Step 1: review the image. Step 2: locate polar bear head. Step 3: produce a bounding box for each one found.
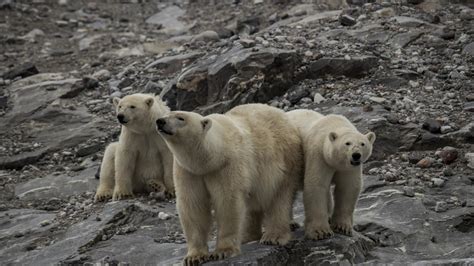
[156,111,212,142]
[113,94,163,133]
[326,130,376,169]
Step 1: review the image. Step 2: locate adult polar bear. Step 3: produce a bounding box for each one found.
[156,104,302,265]
[287,109,375,240]
[95,93,174,201]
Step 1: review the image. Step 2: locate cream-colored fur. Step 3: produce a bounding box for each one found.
[95,93,174,201]
[287,109,375,239]
[157,104,302,265]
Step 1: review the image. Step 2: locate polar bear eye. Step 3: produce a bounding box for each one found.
[130,105,136,109]
[361,143,365,146]
[177,117,185,121]
[345,142,351,146]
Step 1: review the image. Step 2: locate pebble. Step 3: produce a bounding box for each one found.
[369,97,386,104]
[313,93,325,104]
[438,147,458,165]
[434,201,448,212]
[40,220,51,227]
[465,153,474,169]
[339,14,356,26]
[417,157,434,168]
[431,177,445,187]
[92,69,111,81]
[403,186,415,197]
[191,30,220,43]
[158,212,171,220]
[422,119,441,134]
[440,126,453,134]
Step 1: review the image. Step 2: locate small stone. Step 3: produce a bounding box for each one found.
[110,91,122,99]
[92,69,111,81]
[403,186,415,197]
[417,157,434,168]
[440,126,453,134]
[2,62,39,80]
[442,168,454,177]
[40,220,51,227]
[384,172,398,182]
[239,38,255,48]
[464,102,474,112]
[313,93,325,104]
[465,153,474,169]
[369,97,386,104]
[435,201,447,212]
[339,14,356,26]
[58,0,68,5]
[422,119,441,133]
[158,212,171,220]
[304,51,313,57]
[431,177,445,187]
[191,30,220,43]
[438,147,458,164]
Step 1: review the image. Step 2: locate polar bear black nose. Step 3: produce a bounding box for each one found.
[156,118,166,128]
[117,114,125,123]
[352,153,361,161]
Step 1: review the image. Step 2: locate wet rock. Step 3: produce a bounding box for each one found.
[422,119,441,134]
[308,56,378,78]
[340,14,356,26]
[2,63,39,80]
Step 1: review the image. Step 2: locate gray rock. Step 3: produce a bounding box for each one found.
[340,14,357,26]
[465,153,474,169]
[144,52,203,75]
[390,31,423,49]
[422,119,441,134]
[146,6,189,35]
[171,46,299,113]
[461,42,474,57]
[431,177,445,187]
[464,102,474,112]
[15,167,98,200]
[308,56,378,78]
[435,201,447,212]
[313,93,325,104]
[2,63,39,80]
[191,30,220,43]
[92,69,111,81]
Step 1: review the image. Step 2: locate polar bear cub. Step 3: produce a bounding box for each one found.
[286,109,375,239]
[95,93,174,201]
[156,104,302,265]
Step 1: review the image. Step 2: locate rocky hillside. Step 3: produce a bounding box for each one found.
[0,0,473,264]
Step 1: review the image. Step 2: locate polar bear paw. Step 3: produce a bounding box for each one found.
[183,253,209,266]
[305,224,334,240]
[331,220,353,236]
[147,180,165,192]
[94,187,113,202]
[209,246,240,261]
[112,187,133,201]
[260,230,291,246]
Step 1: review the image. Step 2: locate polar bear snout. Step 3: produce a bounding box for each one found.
[117,114,127,124]
[156,118,174,135]
[352,152,361,161]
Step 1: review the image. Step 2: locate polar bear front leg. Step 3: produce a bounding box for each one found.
[175,166,211,266]
[161,150,175,198]
[210,191,244,260]
[95,143,117,201]
[112,147,136,200]
[242,210,263,243]
[304,158,335,240]
[330,170,362,236]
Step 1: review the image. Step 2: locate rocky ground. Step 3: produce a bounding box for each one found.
[0,0,473,264]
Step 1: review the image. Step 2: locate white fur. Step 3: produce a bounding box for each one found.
[158,104,303,264]
[287,109,375,239]
[95,93,174,201]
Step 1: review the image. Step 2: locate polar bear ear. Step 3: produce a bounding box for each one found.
[329,132,338,142]
[112,97,121,107]
[201,118,212,132]
[145,97,154,108]
[366,132,376,144]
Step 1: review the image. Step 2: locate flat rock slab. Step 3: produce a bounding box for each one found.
[15,167,98,200]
